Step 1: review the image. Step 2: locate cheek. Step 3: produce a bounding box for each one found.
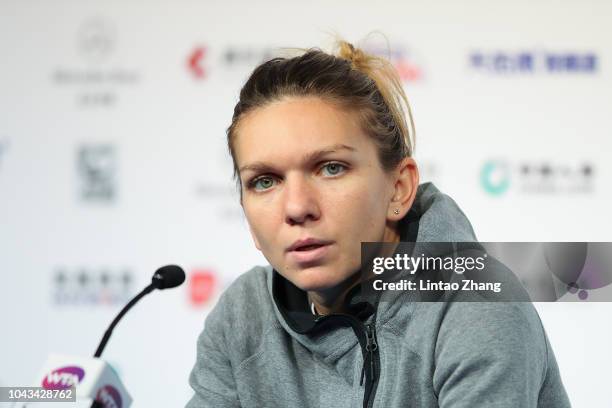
[326,181,388,236]
[244,202,278,248]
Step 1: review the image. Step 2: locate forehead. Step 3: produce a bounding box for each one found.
[234,97,372,166]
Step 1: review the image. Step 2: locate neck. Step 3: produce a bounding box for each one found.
[307,272,361,315]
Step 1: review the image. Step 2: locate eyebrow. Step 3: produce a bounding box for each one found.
[238,143,357,174]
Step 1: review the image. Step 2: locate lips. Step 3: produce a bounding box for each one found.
[287,238,332,252]
[287,238,333,265]
[295,244,324,251]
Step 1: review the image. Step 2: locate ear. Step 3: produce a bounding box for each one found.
[388,157,419,220]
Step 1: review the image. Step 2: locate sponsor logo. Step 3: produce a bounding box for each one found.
[189,269,217,306]
[95,384,122,408]
[185,44,277,79]
[363,43,425,83]
[189,43,425,83]
[480,160,511,196]
[480,159,595,195]
[470,51,598,74]
[77,17,116,63]
[53,268,133,305]
[188,46,208,79]
[42,366,85,390]
[222,46,278,67]
[77,144,117,202]
[52,17,140,108]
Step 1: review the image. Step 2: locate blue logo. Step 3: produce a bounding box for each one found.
[470,51,597,74]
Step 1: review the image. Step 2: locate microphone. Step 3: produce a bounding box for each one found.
[94,264,185,357]
[151,264,186,290]
[25,265,185,408]
[87,265,185,407]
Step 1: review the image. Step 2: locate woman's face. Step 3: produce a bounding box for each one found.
[234,96,402,293]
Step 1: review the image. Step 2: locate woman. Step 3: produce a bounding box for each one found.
[187,41,570,407]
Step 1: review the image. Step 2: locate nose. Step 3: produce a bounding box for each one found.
[282,174,321,226]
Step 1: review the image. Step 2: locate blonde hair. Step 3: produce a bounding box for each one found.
[335,41,415,157]
[227,39,416,189]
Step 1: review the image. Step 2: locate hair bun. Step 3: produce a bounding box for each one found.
[338,41,365,67]
[333,38,415,156]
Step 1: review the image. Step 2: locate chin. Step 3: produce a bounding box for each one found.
[284,265,335,291]
[289,264,354,293]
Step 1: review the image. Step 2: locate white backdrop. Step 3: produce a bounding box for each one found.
[1,0,611,406]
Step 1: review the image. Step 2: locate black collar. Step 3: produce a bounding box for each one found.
[272,208,421,334]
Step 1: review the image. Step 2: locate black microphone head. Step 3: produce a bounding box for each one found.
[152,265,185,290]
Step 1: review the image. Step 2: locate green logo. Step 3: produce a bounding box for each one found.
[480,160,511,196]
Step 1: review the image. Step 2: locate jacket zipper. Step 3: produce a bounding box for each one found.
[359,324,376,383]
[314,314,380,407]
[361,323,379,408]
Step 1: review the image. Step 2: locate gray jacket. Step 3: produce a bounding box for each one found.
[187,183,570,407]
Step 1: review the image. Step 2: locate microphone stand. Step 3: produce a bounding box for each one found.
[90,283,156,407]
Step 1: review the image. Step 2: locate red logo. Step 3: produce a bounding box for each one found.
[189,269,216,306]
[395,59,423,82]
[42,366,85,390]
[188,46,207,79]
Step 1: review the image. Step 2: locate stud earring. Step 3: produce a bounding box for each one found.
[393,209,400,215]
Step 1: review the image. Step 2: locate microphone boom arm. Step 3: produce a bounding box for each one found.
[93,283,155,358]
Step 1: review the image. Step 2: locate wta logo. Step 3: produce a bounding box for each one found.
[96,385,123,408]
[42,366,85,389]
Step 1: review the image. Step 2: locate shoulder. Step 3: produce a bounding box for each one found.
[433,301,549,392]
[437,301,546,355]
[220,264,272,308]
[200,265,278,362]
[427,300,573,406]
[188,266,275,406]
[209,264,276,330]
